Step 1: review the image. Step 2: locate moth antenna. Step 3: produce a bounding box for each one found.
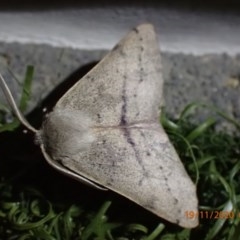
[0,73,38,133]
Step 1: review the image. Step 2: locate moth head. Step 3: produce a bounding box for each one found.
[36,108,95,160]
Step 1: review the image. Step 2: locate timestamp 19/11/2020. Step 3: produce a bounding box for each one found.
[185,211,238,220]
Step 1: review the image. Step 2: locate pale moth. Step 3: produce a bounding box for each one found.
[0,24,198,228]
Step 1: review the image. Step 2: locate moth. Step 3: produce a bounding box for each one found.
[0,24,198,228]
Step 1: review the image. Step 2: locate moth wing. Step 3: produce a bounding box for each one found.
[60,124,198,228]
[55,24,163,125]
[39,23,198,228]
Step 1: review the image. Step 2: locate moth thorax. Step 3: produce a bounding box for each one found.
[37,108,95,160]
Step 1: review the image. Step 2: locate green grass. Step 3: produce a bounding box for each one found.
[0,68,240,239]
[0,66,34,132]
